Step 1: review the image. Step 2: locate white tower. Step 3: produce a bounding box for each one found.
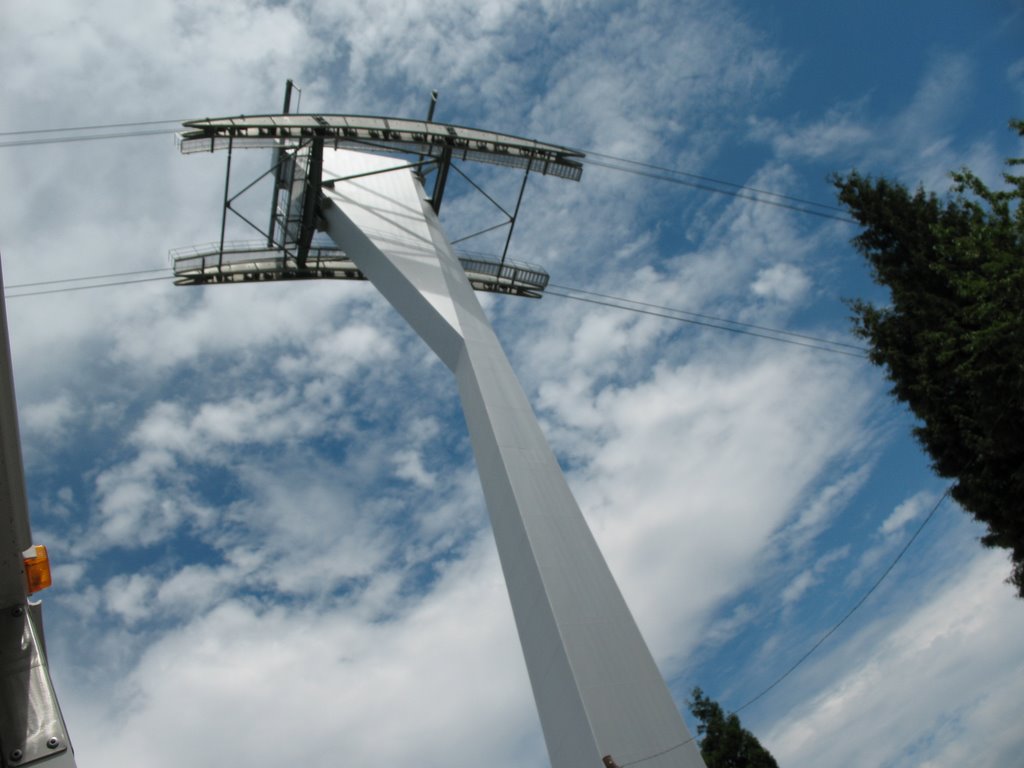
[175,105,705,768]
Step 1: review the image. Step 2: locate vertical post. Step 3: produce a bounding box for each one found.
[0,262,31,598]
[0,257,76,768]
[267,80,296,247]
[498,167,529,282]
[431,145,453,214]
[416,91,440,186]
[296,137,324,271]
[217,134,234,275]
[282,79,295,114]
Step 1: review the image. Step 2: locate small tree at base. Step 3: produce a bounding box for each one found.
[688,687,779,768]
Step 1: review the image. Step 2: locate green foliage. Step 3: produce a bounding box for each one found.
[688,688,779,768]
[834,119,1024,595]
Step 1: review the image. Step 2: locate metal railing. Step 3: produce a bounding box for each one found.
[458,256,549,293]
[170,241,549,296]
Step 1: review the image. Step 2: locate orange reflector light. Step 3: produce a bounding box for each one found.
[24,545,52,594]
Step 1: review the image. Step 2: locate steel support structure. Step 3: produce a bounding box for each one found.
[320,149,704,768]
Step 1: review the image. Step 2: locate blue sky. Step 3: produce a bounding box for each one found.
[2,1,1023,766]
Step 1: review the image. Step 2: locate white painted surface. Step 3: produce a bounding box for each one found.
[321,149,704,768]
[0,263,32,605]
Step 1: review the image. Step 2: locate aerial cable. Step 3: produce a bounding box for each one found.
[0,118,854,225]
[0,128,180,149]
[4,275,170,298]
[549,282,867,352]
[4,267,172,290]
[0,118,184,148]
[583,149,848,214]
[729,487,951,715]
[2,266,865,358]
[584,156,856,224]
[0,118,186,137]
[619,487,951,767]
[545,288,868,359]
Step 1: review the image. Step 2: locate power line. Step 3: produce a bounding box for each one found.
[584,149,847,214]
[2,266,867,359]
[0,128,179,149]
[550,283,867,353]
[1,263,868,360]
[0,118,855,226]
[0,118,185,137]
[730,487,951,716]
[546,287,868,359]
[5,275,171,298]
[619,734,698,767]
[620,487,951,767]
[0,118,184,148]
[584,155,856,224]
[5,267,172,290]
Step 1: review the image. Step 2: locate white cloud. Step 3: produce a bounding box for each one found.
[845,489,945,590]
[54,561,87,589]
[392,447,437,488]
[750,52,1014,191]
[748,104,873,160]
[779,547,850,608]
[105,573,159,624]
[880,489,935,536]
[19,394,74,439]
[564,347,875,664]
[751,263,811,303]
[153,563,230,614]
[782,464,873,552]
[68,540,546,768]
[780,569,817,606]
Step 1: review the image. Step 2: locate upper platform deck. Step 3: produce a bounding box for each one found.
[179,114,584,181]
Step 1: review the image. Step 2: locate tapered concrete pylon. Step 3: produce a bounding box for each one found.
[320,149,705,768]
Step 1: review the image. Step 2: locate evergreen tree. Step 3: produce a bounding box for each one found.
[833,120,1024,595]
[688,688,779,768]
